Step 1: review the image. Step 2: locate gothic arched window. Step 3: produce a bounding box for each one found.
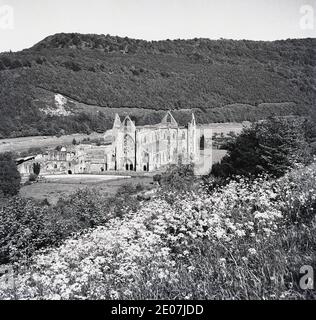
[200,135,205,150]
[123,134,135,156]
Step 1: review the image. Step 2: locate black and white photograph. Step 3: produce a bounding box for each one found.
[0,0,315,307]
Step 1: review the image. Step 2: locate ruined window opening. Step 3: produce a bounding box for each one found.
[200,135,205,150]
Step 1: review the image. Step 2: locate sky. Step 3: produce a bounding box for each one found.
[0,0,315,52]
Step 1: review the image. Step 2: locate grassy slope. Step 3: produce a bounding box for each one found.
[1,162,315,299]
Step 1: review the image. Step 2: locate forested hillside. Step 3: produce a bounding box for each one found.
[0,33,315,138]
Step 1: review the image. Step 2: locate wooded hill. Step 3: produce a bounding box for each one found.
[0,33,315,138]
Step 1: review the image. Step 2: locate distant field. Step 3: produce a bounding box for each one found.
[20,175,153,205]
[199,121,250,135]
[0,132,104,153]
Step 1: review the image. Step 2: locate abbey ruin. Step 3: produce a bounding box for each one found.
[17,111,209,178]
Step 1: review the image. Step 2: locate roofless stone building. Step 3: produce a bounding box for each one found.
[110,111,199,172]
[17,111,205,178]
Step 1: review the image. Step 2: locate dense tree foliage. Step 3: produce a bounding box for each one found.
[0,34,315,138]
[0,152,21,196]
[0,197,49,263]
[211,117,312,178]
[0,183,144,264]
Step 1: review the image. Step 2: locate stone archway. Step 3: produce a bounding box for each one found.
[142,151,149,172]
[124,159,134,171]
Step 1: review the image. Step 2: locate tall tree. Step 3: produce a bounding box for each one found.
[33,162,41,176]
[211,117,311,178]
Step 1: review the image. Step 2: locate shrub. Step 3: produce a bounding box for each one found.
[153,174,161,185]
[54,188,109,229]
[135,183,144,192]
[0,152,21,196]
[28,173,38,182]
[109,183,142,217]
[160,161,196,193]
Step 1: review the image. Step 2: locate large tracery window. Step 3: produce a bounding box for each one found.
[123,134,135,156]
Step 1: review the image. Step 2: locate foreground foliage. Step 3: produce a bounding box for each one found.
[0,162,315,299]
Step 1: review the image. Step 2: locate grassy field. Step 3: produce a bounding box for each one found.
[199,122,250,135]
[20,175,154,205]
[0,132,104,153]
[42,174,131,184]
